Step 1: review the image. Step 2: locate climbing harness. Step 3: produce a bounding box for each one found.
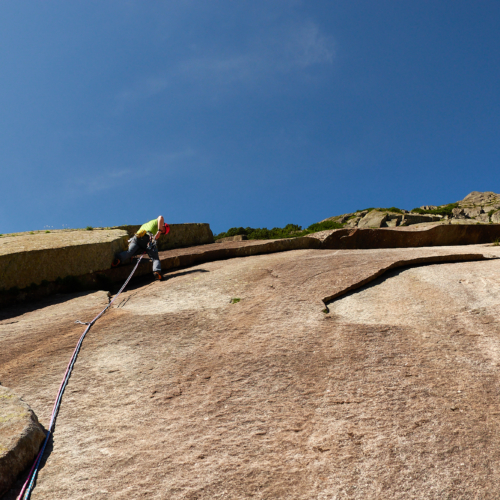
[17,253,147,500]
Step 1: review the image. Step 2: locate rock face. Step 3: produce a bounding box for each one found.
[322,224,500,249]
[476,213,490,223]
[91,225,500,290]
[0,386,45,496]
[452,207,465,218]
[4,225,500,307]
[0,229,129,291]
[2,245,500,499]
[459,190,500,207]
[357,210,388,228]
[401,213,441,225]
[0,224,214,296]
[463,207,483,218]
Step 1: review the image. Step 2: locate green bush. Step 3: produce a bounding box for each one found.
[216,224,303,240]
[306,220,344,232]
[411,203,458,217]
[86,226,93,231]
[377,207,404,214]
[215,221,344,241]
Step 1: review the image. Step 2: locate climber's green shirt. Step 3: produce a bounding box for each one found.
[136,219,158,238]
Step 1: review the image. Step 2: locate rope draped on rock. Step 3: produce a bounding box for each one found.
[17,253,147,500]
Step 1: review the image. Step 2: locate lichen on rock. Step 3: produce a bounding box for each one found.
[0,386,45,496]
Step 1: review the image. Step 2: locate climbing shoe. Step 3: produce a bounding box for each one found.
[154,271,163,281]
[111,257,121,267]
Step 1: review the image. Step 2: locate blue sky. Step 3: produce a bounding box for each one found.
[1,1,499,235]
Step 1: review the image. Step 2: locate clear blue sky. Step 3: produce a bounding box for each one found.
[2,1,499,235]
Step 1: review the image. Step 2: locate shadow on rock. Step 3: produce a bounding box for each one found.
[3,431,53,500]
[0,291,105,322]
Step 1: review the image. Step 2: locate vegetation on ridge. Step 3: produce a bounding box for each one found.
[355,207,404,214]
[410,203,458,217]
[215,220,344,240]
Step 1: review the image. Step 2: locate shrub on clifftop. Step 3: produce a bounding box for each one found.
[215,221,344,240]
[411,203,459,217]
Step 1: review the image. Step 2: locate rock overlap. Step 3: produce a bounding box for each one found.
[0,224,214,294]
[0,229,129,291]
[116,223,214,251]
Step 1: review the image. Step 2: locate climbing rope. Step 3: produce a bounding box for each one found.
[17,253,146,500]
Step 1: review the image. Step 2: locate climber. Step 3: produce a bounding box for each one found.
[112,216,170,280]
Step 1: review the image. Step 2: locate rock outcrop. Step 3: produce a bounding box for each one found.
[357,210,389,228]
[459,190,500,207]
[320,191,500,229]
[321,224,500,250]
[0,224,214,296]
[0,386,45,496]
[0,229,129,291]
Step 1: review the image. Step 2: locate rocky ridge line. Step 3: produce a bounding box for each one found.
[321,191,500,229]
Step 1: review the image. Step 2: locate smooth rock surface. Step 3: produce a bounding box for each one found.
[0,386,45,496]
[2,245,500,499]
